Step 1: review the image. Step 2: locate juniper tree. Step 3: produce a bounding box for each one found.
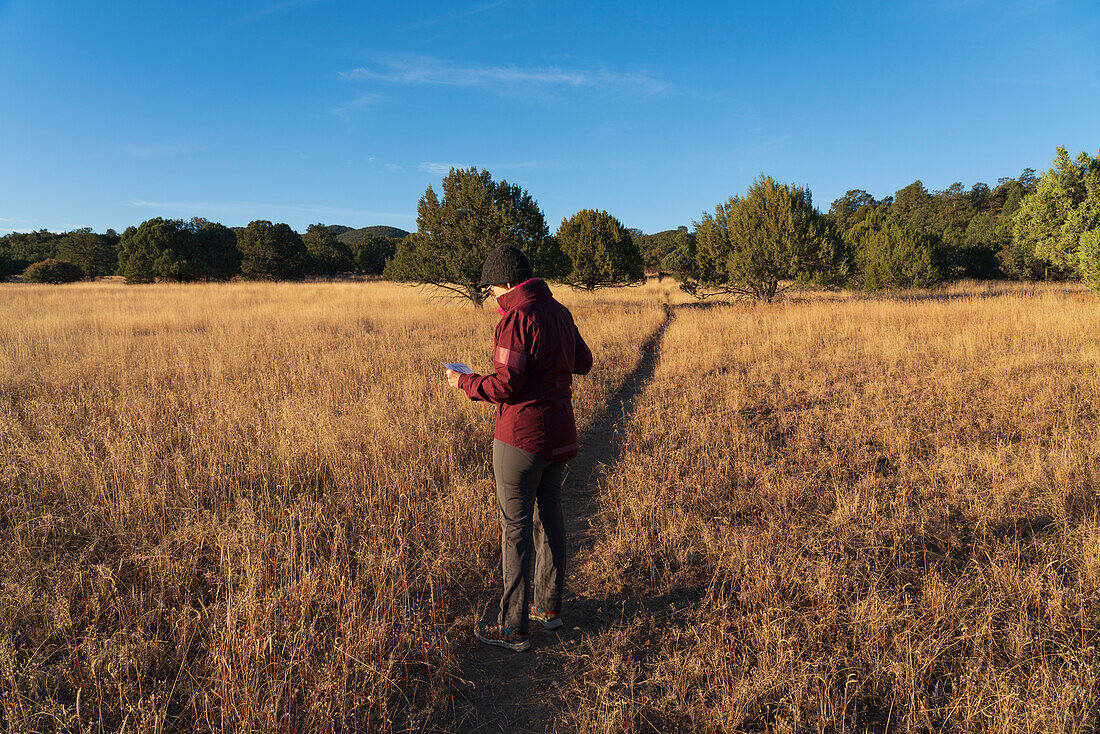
[303,223,353,275]
[671,175,849,301]
[383,167,565,305]
[192,219,241,279]
[117,218,195,283]
[238,220,309,280]
[556,209,644,290]
[116,218,241,283]
[1013,146,1100,282]
[23,258,84,283]
[827,190,878,234]
[352,233,398,275]
[1079,229,1100,292]
[847,209,943,291]
[56,228,117,278]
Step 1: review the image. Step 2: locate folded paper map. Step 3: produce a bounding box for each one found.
[441,362,473,374]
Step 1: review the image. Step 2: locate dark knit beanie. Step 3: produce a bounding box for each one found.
[478,244,534,287]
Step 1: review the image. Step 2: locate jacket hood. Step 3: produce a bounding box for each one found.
[496,278,550,314]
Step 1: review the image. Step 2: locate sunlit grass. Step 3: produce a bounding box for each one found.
[0,279,667,732]
[569,283,1100,733]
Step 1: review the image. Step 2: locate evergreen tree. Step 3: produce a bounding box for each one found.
[556,209,644,290]
[384,167,564,305]
[891,181,940,235]
[1078,229,1100,292]
[23,258,84,283]
[1013,147,1100,279]
[672,175,848,300]
[635,226,694,271]
[194,221,241,279]
[352,234,398,275]
[303,223,353,275]
[848,209,942,290]
[238,220,309,280]
[956,212,1007,278]
[55,229,118,278]
[117,218,240,283]
[1,229,62,268]
[998,230,1046,280]
[827,190,878,233]
[968,182,991,212]
[117,218,193,283]
[660,229,696,277]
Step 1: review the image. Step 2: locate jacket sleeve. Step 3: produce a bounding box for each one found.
[573,326,593,375]
[459,312,529,403]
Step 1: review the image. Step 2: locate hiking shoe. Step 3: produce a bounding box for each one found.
[474,622,530,652]
[528,605,563,630]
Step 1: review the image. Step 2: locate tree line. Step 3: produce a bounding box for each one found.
[4,146,1098,297]
[632,147,1098,297]
[1,220,402,283]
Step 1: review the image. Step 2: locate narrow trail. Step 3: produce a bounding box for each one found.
[451,304,676,733]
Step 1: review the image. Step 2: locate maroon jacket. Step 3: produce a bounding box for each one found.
[459,279,592,461]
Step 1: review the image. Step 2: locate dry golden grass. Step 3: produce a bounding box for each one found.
[5,278,1099,733]
[0,279,668,732]
[569,284,1100,733]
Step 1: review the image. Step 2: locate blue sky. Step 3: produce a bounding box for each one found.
[1,0,1097,235]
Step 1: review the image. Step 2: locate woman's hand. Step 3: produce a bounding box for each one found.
[445,369,463,389]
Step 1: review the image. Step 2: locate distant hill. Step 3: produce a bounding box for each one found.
[326,225,410,246]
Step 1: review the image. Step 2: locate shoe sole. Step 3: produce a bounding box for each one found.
[533,617,563,630]
[475,630,530,652]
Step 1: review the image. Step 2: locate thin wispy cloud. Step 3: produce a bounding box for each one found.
[0,217,26,234]
[340,56,669,96]
[331,93,382,116]
[129,200,414,223]
[399,0,510,31]
[0,216,32,232]
[417,160,567,177]
[1,218,81,233]
[418,162,456,177]
[225,0,329,29]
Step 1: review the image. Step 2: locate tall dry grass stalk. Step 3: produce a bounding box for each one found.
[568,284,1100,733]
[0,279,668,732]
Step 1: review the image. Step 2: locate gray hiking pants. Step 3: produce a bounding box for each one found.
[492,439,568,635]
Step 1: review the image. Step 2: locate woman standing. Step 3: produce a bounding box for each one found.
[446,244,592,652]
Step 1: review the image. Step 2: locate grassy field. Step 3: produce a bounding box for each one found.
[568,282,1100,733]
[0,280,669,732]
[2,279,1099,733]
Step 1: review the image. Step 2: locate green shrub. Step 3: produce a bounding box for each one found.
[669,175,848,300]
[303,223,354,275]
[238,220,309,280]
[383,167,562,305]
[117,218,240,283]
[352,234,398,275]
[0,248,17,277]
[556,209,644,290]
[849,210,943,291]
[23,258,84,283]
[1078,228,1100,293]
